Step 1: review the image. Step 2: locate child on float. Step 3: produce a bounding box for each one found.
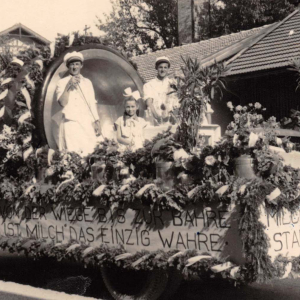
[114,88,147,151]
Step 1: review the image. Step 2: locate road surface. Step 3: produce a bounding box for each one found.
[0,281,98,300]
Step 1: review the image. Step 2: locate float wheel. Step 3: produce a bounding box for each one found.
[159,267,183,300]
[101,266,168,300]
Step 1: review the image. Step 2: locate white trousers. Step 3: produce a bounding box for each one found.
[63,119,97,156]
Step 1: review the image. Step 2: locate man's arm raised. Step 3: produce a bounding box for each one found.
[57,76,80,107]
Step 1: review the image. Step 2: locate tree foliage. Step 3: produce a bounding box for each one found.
[97,0,178,56]
[196,0,297,40]
[0,36,13,71]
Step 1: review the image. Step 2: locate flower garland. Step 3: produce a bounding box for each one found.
[1,234,300,285]
[0,235,246,284]
[1,132,300,284]
[237,180,274,283]
[2,122,300,284]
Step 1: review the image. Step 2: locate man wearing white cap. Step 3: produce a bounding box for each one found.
[52,51,101,156]
[143,56,178,123]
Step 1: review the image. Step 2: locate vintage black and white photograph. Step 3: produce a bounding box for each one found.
[1,0,300,299]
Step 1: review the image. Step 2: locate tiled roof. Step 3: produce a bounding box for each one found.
[227,9,300,76]
[0,23,50,45]
[132,25,271,82]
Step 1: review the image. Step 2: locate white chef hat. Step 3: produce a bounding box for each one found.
[155,56,170,69]
[64,51,84,66]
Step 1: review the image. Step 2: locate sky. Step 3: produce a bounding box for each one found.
[0,0,113,43]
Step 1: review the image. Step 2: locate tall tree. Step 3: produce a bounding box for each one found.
[97,0,178,56]
[196,0,297,40]
[0,36,13,71]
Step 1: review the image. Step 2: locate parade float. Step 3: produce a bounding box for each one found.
[2,36,300,300]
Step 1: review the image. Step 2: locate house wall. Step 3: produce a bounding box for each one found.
[231,72,300,120]
[0,35,46,55]
[0,36,37,55]
[209,71,300,134]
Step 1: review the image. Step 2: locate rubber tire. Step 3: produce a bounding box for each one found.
[159,268,183,300]
[101,266,168,300]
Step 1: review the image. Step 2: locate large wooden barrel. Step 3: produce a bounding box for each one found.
[35,44,145,149]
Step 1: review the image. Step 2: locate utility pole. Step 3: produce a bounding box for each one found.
[208,0,211,38]
[177,0,195,45]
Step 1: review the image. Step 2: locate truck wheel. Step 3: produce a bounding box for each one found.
[159,267,183,300]
[101,266,168,300]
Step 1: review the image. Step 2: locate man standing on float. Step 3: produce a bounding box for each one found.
[143,56,178,123]
[53,51,101,156]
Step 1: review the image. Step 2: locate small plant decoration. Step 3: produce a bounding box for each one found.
[202,102,293,181]
[280,109,300,132]
[171,57,228,151]
[223,102,267,157]
[150,128,182,162]
[221,102,290,157]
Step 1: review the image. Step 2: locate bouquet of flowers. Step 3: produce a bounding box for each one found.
[223,102,282,157]
[201,102,290,180]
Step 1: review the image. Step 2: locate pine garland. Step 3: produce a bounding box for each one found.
[238,180,274,283]
[0,236,242,284]
[1,234,300,284]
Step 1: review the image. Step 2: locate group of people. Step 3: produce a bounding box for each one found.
[53,51,178,156]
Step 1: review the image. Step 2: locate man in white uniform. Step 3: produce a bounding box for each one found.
[143,56,178,122]
[52,51,101,156]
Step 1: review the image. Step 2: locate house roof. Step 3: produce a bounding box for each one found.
[132,24,274,82]
[227,9,300,76]
[0,23,50,45]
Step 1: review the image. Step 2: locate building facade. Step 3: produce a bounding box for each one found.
[0,23,50,55]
